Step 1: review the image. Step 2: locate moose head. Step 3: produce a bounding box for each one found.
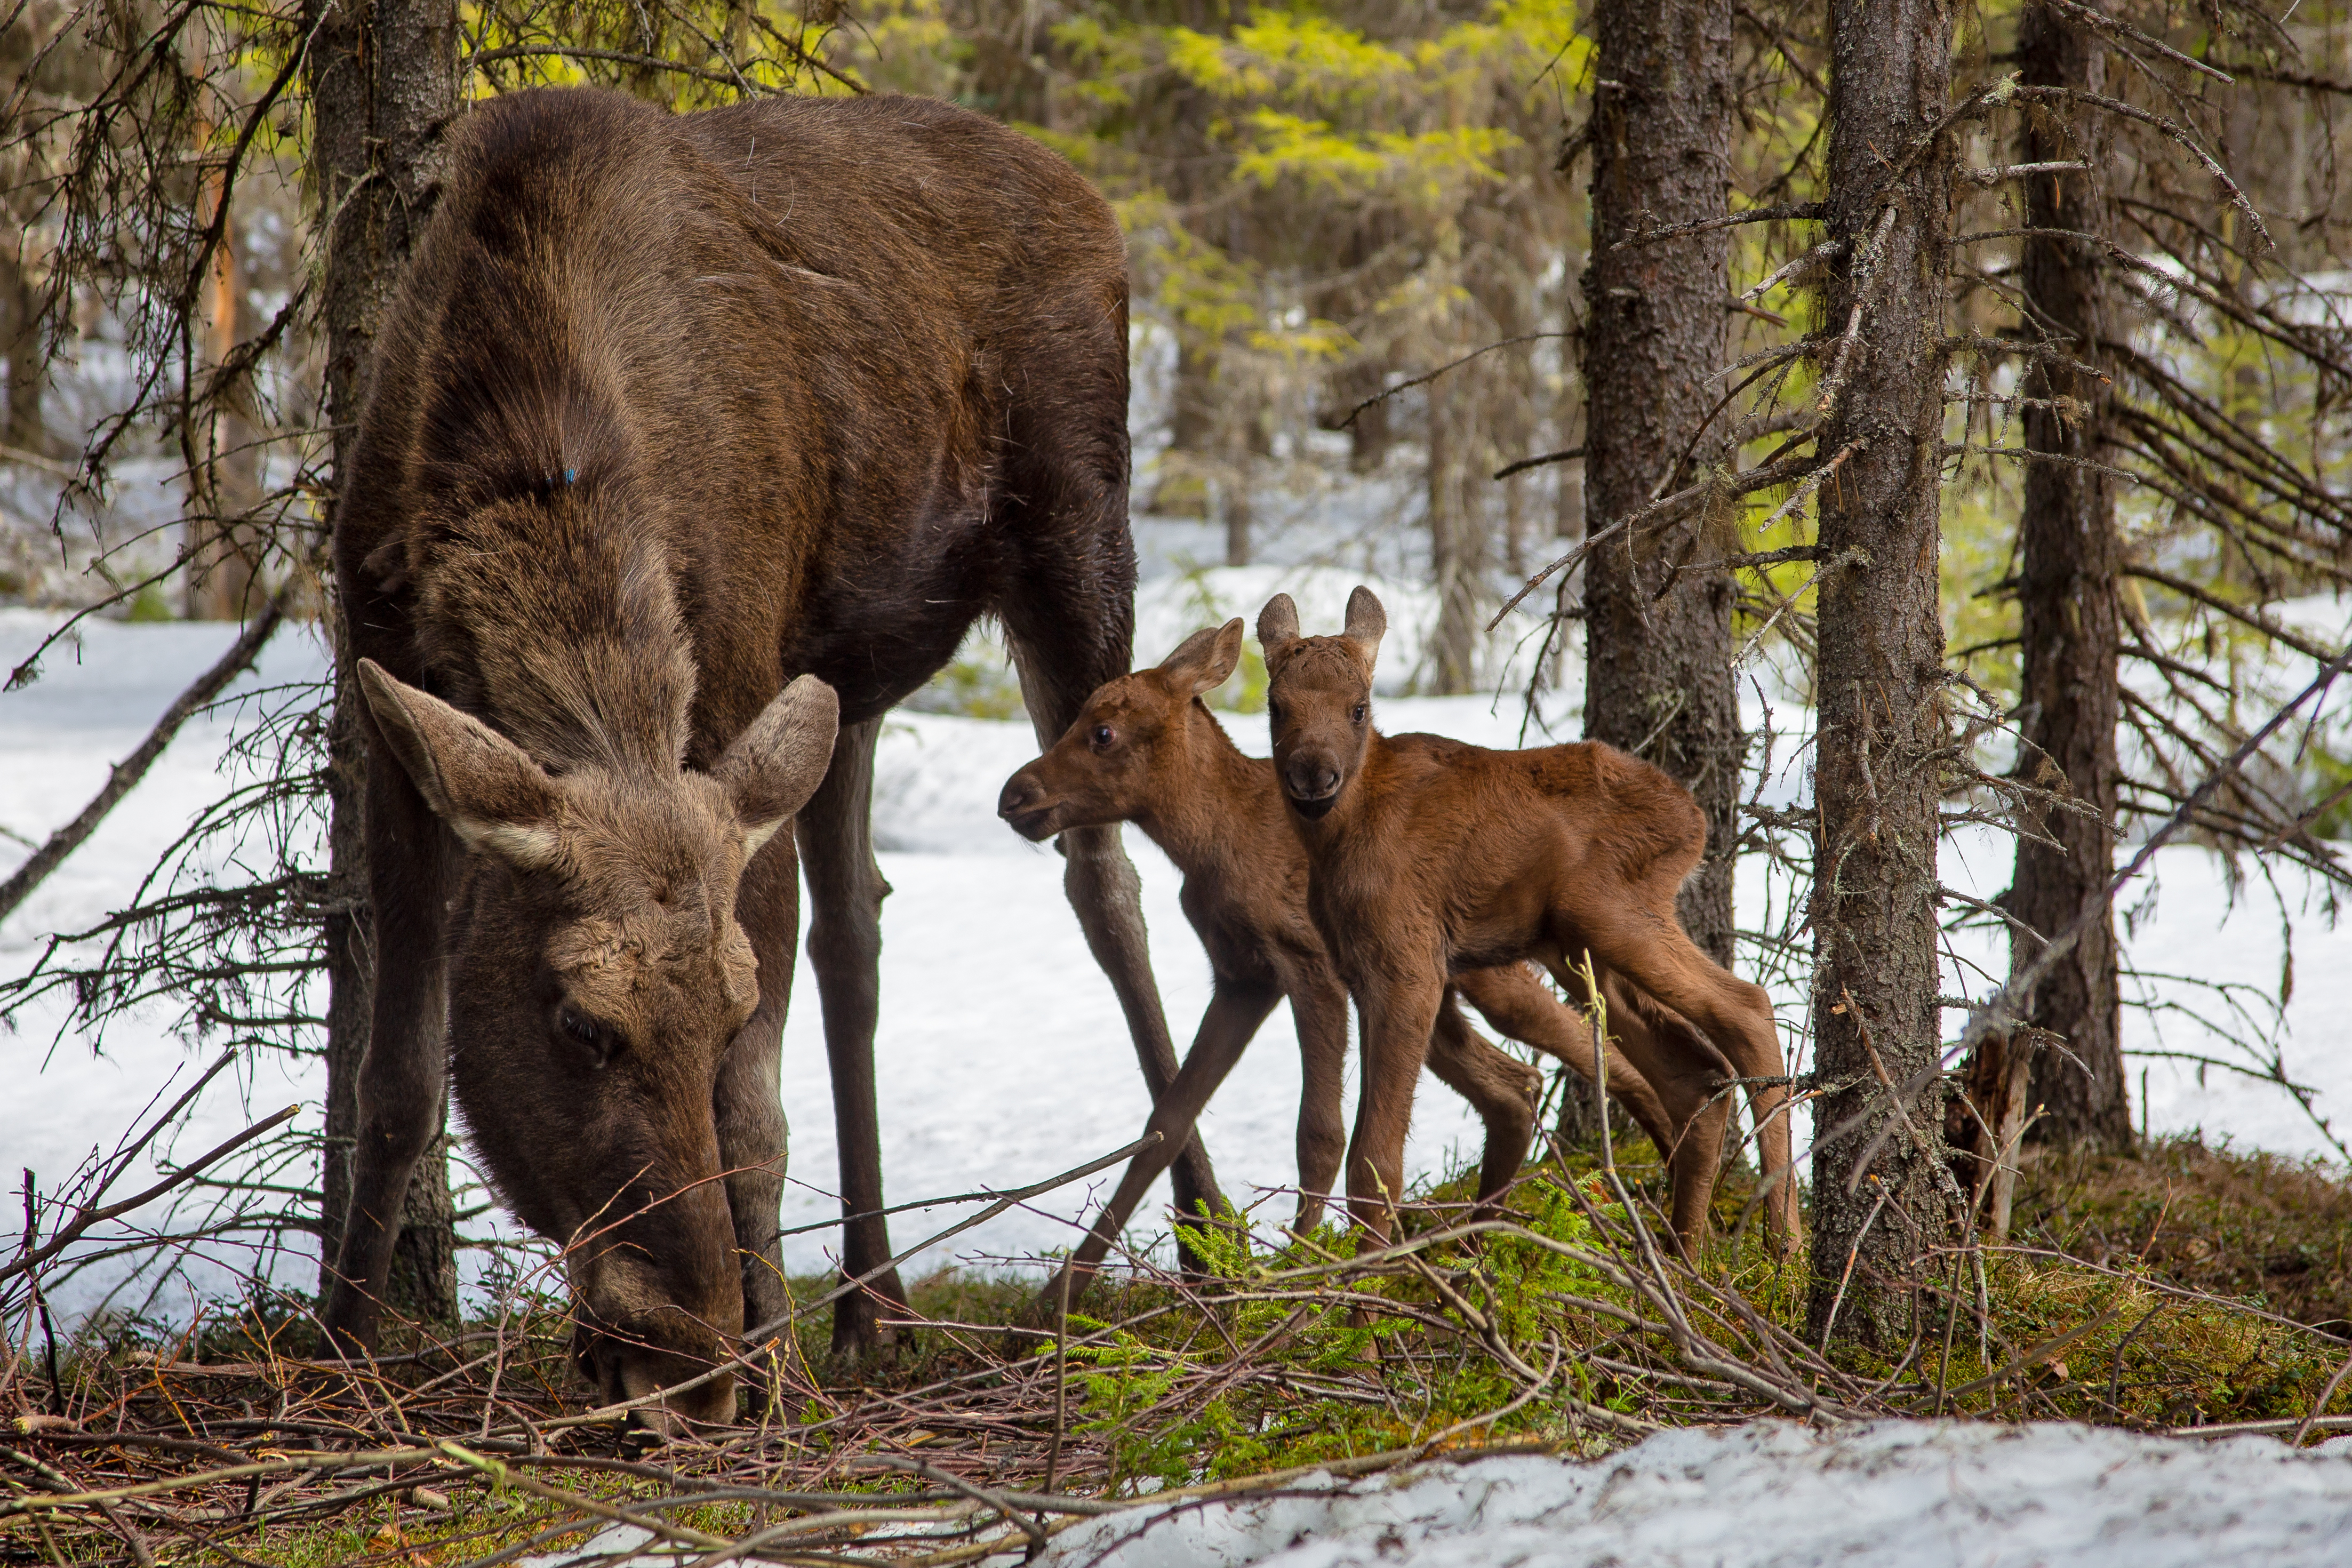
[354,661,838,1429]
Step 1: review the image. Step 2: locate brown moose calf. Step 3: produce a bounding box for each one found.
[1258,587,1798,1254]
[999,620,1685,1304]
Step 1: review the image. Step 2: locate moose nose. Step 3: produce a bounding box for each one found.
[1283,756,1340,803]
[997,771,1057,840]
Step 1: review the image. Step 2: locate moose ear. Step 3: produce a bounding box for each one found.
[1341,585,1387,670]
[1257,595,1301,669]
[1161,619,1245,697]
[716,675,839,858]
[355,659,564,871]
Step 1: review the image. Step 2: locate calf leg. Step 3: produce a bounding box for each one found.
[1041,980,1279,1313]
[718,829,800,1364]
[795,717,909,1358]
[1289,977,1351,1236]
[1453,964,1675,1155]
[1421,997,1540,1214]
[1568,916,1795,1247]
[1346,970,1444,1243]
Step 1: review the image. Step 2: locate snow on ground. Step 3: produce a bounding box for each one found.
[516,1422,2352,1567]
[3,557,2350,1319]
[1030,1422,2352,1568]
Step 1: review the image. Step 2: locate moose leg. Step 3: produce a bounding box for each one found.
[1042,980,1279,1313]
[1454,964,1679,1156]
[1289,978,1351,1236]
[795,716,908,1358]
[321,759,450,1355]
[1006,644,1226,1268]
[1602,930,1795,1244]
[1421,998,1540,1212]
[1562,917,1789,1246]
[718,831,801,1362]
[1345,970,1444,1244]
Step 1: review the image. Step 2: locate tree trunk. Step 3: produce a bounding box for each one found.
[308,0,460,1327]
[1805,0,1955,1350]
[1426,390,1485,693]
[2006,6,2129,1154]
[1579,0,1741,966]
[186,25,260,623]
[1,229,43,457]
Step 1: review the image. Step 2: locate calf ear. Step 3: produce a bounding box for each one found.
[355,659,564,871]
[1342,585,1387,671]
[1257,595,1301,669]
[1160,619,1245,697]
[717,675,839,858]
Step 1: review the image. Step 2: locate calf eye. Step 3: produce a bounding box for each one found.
[1090,724,1116,750]
[557,1007,620,1069]
[1351,703,1367,724]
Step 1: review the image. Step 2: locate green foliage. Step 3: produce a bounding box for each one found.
[124,582,177,622]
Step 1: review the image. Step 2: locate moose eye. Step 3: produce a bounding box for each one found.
[1090,724,1116,750]
[1351,703,1367,725]
[556,1007,619,1068]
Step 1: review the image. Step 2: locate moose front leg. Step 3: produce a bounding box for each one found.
[1345,969,1443,1244]
[795,716,908,1359]
[1422,998,1540,1214]
[1043,979,1279,1312]
[321,758,451,1355]
[1288,977,1351,1237]
[718,828,801,1362]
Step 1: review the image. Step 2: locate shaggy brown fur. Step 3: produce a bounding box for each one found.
[1001,621,1690,1303]
[1258,587,1799,1253]
[326,85,1196,1418]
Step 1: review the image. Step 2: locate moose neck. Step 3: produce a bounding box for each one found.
[1132,701,1281,880]
[425,489,698,778]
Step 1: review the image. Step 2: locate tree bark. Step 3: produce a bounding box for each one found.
[2006,6,2129,1153]
[1579,0,1741,965]
[308,0,460,1327]
[1426,388,1486,692]
[186,17,260,622]
[1805,0,1955,1350]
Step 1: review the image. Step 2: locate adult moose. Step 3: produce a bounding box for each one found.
[323,85,1210,1419]
[1258,588,1798,1254]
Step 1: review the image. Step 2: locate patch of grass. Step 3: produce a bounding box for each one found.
[2013,1132,2352,1339]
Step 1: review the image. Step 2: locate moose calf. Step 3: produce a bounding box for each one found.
[1258,588,1798,1254]
[999,620,1686,1304]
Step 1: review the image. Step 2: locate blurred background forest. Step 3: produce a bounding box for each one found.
[4,0,2352,1351]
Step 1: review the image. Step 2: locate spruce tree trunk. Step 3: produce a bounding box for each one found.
[2007,9,2129,1153]
[1,232,43,456]
[1579,0,1741,965]
[309,0,460,1327]
[1805,0,1955,1350]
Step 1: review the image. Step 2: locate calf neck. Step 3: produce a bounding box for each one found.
[1258,587,1798,1252]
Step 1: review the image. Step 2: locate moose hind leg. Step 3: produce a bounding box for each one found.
[795,716,908,1358]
